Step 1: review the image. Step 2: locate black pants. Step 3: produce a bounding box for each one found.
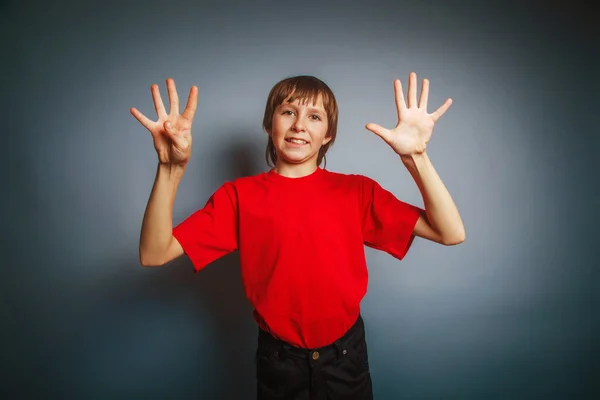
[255,315,373,400]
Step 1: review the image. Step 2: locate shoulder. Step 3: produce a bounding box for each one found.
[204,173,267,209]
[229,171,269,189]
[212,171,272,202]
[322,168,367,182]
[322,169,378,189]
[320,170,385,209]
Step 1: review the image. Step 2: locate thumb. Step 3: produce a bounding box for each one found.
[365,123,390,141]
[164,120,176,135]
[164,121,189,150]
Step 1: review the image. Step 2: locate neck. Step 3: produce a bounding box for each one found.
[273,161,319,178]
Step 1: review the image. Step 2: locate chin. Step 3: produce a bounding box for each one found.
[281,156,310,164]
[279,151,317,165]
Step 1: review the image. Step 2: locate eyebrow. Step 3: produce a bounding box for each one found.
[280,104,326,115]
[307,107,326,115]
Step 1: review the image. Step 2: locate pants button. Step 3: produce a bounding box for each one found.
[312,351,320,360]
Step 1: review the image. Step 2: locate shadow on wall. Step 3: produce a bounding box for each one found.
[71,136,266,399]
[184,134,269,399]
[71,253,257,400]
[176,134,268,399]
[1,133,269,399]
[191,134,268,399]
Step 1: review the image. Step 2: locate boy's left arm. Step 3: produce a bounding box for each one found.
[401,151,464,245]
[366,71,465,245]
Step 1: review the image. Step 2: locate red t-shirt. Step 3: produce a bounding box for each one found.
[172,167,423,348]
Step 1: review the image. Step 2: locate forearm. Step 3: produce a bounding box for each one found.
[139,163,186,265]
[401,152,465,243]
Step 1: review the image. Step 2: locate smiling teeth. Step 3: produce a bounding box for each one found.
[290,139,307,144]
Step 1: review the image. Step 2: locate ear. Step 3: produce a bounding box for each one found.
[322,136,332,146]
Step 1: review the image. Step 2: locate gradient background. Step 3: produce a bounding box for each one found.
[2,0,597,398]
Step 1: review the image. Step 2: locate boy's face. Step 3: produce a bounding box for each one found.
[268,92,331,167]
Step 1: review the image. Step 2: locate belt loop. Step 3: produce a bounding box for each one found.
[279,343,290,359]
[333,339,343,358]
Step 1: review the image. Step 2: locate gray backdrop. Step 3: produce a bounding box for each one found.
[3,0,597,399]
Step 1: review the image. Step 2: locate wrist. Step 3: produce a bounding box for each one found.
[158,162,186,181]
[400,151,428,166]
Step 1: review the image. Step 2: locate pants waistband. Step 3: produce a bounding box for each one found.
[257,314,364,359]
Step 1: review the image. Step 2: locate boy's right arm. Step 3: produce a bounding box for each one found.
[130,78,199,267]
[139,163,185,266]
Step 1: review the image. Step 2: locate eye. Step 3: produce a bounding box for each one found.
[310,114,322,121]
[282,110,294,115]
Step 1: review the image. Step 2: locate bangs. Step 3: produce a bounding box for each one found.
[269,76,333,111]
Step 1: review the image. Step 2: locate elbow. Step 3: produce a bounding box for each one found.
[140,257,158,267]
[441,228,466,246]
[139,251,165,267]
[140,258,157,267]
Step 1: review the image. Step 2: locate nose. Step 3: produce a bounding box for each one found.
[292,118,305,132]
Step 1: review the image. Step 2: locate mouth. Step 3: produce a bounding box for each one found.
[285,138,309,145]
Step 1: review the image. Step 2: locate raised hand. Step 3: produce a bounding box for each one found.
[366,72,452,156]
[130,78,198,166]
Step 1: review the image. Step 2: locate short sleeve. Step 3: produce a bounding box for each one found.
[359,176,423,260]
[172,182,239,272]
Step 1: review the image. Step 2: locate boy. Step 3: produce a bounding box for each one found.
[130,72,465,399]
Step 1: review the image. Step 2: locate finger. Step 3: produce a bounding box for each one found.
[394,79,406,120]
[419,78,429,110]
[151,84,167,119]
[130,107,155,131]
[167,78,180,115]
[408,72,417,108]
[182,85,198,121]
[431,98,453,122]
[365,123,391,142]
[164,120,189,150]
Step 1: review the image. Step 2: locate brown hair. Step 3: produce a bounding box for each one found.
[262,75,338,168]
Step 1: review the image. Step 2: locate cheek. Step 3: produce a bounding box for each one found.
[270,120,285,141]
[314,125,329,144]
[317,119,328,134]
[274,116,291,131]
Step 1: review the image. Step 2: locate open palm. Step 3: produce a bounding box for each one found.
[366,72,452,156]
[130,78,198,165]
